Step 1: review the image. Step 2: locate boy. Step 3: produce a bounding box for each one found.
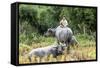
[60,16,68,28]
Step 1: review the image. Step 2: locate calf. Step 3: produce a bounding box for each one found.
[28,45,65,62]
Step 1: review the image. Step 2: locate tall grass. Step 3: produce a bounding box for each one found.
[19,34,96,64]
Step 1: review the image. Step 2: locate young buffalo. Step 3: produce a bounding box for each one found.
[28,45,65,62]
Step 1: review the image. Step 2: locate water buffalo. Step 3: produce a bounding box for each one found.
[28,44,65,62]
[44,26,73,53]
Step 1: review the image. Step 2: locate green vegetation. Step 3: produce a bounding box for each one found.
[18,4,97,64]
[19,4,96,45]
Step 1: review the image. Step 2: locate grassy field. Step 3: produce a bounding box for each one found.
[19,35,96,64]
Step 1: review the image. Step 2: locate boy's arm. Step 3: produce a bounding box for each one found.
[60,20,63,25]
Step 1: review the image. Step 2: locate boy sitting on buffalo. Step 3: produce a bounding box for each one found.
[60,16,68,28]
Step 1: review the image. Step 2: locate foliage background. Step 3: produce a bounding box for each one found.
[19,4,96,45]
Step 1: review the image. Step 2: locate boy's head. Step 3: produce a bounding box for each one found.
[62,15,66,20]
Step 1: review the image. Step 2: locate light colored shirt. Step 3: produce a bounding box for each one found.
[60,19,68,27]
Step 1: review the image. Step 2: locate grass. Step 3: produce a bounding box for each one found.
[19,35,96,64]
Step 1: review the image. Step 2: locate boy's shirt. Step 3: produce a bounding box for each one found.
[60,19,68,27]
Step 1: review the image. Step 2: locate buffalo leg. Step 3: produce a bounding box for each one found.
[67,46,70,54]
[65,42,70,54]
[28,56,32,62]
[57,40,60,45]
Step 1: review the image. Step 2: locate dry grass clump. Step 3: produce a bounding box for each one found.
[19,42,96,64]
